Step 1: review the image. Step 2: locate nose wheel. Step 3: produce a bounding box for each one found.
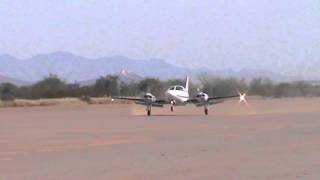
[170,100,174,112]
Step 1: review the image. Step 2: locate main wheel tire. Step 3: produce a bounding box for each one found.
[205,108,208,115]
[147,110,151,116]
[171,106,174,112]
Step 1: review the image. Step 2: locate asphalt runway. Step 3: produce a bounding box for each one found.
[1,97,320,179]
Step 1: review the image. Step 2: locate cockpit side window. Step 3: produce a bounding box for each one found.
[169,86,175,90]
[176,86,184,91]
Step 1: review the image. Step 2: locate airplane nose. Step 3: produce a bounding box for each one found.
[166,90,174,99]
[166,90,170,96]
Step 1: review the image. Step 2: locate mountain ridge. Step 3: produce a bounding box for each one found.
[0,51,297,84]
[0,74,31,86]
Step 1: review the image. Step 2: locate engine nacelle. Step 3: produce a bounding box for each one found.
[143,93,156,105]
[196,92,209,102]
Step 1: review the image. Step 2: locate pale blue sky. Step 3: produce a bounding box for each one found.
[0,0,319,77]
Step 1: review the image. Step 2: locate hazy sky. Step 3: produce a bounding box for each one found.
[0,0,319,77]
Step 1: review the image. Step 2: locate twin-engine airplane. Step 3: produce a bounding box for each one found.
[112,76,247,116]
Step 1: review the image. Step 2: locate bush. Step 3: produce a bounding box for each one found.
[137,78,164,97]
[79,96,92,104]
[249,78,274,97]
[31,74,68,98]
[1,73,320,100]
[198,75,247,97]
[0,83,17,101]
[93,75,119,97]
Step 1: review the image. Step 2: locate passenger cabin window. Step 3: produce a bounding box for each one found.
[176,86,184,91]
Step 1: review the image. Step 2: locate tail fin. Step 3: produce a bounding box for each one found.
[185,76,190,92]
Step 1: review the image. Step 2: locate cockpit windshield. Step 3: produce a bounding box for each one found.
[176,86,184,91]
[144,95,152,99]
[169,86,175,90]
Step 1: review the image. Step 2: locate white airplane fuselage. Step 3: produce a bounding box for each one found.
[166,86,189,105]
[165,76,190,105]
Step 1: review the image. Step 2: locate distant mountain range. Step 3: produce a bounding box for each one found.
[79,69,143,86]
[0,75,31,86]
[0,51,298,86]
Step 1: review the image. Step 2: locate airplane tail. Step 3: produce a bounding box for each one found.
[185,76,190,92]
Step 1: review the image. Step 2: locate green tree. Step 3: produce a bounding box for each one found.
[137,78,164,97]
[274,83,304,97]
[93,75,119,97]
[31,74,68,98]
[199,75,247,97]
[249,78,274,97]
[119,81,139,96]
[0,83,17,101]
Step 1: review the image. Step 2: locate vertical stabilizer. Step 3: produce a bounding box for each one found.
[185,76,190,92]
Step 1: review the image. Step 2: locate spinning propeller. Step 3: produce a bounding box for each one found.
[238,92,247,103]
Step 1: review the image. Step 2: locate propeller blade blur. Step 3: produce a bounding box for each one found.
[239,92,247,103]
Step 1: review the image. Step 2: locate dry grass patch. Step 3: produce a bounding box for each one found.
[0,97,132,108]
[83,97,132,105]
[0,98,82,107]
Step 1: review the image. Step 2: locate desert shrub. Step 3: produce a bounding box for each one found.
[3,73,320,100]
[93,75,119,97]
[31,74,68,98]
[0,83,17,101]
[79,96,92,104]
[249,78,274,97]
[137,78,165,97]
[198,75,247,97]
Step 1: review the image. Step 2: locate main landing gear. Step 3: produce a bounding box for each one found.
[147,105,152,116]
[204,105,208,115]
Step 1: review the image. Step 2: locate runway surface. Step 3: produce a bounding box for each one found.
[1,97,320,179]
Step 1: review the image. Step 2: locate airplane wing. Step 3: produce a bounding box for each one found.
[112,96,145,102]
[155,100,171,104]
[187,95,239,104]
[195,99,225,107]
[112,96,169,104]
[186,98,199,103]
[207,94,239,101]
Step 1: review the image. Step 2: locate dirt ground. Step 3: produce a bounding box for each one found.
[1,97,320,179]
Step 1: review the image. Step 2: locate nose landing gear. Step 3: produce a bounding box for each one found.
[170,100,174,112]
